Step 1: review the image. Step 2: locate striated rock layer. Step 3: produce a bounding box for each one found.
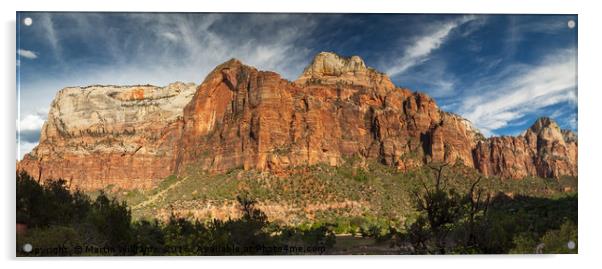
[17,52,578,190]
[18,83,197,189]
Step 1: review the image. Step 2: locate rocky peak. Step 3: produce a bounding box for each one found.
[562,129,578,143]
[524,117,566,146]
[528,117,560,133]
[303,52,368,76]
[527,117,578,144]
[295,52,395,90]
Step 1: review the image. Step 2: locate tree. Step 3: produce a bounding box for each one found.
[222,195,272,253]
[16,172,339,256]
[131,220,166,255]
[17,172,91,227]
[403,163,491,254]
[461,176,491,250]
[406,163,462,253]
[86,192,133,248]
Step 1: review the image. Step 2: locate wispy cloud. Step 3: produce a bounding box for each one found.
[394,57,458,98]
[32,13,318,83]
[17,13,322,161]
[159,31,179,42]
[386,16,476,77]
[16,13,577,150]
[504,16,574,64]
[458,48,577,136]
[39,13,61,56]
[17,49,38,59]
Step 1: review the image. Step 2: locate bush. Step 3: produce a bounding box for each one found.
[18,174,339,256]
[540,221,577,254]
[395,164,578,254]
[510,221,577,254]
[86,191,133,247]
[17,172,134,255]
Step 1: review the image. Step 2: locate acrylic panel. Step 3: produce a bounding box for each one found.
[16,12,578,256]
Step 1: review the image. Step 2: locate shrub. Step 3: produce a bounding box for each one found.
[540,221,577,254]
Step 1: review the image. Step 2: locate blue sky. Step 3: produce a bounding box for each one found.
[16,13,577,159]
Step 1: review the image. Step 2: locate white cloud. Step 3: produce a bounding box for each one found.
[17,14,321,155]
[17,113,46,131]
[23,13,318,86]
[458,48,577,136]
[160,31,179,42]
[16,112,48,160]
[17,14,322,159]
[17,49,38,59]
[386,16,476,77]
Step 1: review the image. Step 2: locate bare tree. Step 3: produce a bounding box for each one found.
[464,176,491,248]
[408,162,462,254]
[404,162,493,254]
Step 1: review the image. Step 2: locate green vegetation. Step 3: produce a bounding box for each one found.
[387,163,577,254]
[16,172,334,256]
[16,158,578,255]
[510,221,577,254]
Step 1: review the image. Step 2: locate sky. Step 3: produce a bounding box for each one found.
[16,13,578,159]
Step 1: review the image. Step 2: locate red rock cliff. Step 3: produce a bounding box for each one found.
[474,117,578,179]
[17,52,578,190]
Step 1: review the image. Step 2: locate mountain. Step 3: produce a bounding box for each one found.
[475,117,578,178]
[17,52,578,190]
[17,82,196,189]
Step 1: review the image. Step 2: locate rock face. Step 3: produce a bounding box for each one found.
[474,117,578,179]
[17,52,578,190]
[175,55,482,174]
[18,83,196,189]
[296,52,395,90]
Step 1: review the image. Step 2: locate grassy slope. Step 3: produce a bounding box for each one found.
[101,160,577,230]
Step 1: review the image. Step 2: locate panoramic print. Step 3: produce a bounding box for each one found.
[16,13,578,255]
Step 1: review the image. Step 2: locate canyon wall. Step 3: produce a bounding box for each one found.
[17,52,578,190]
